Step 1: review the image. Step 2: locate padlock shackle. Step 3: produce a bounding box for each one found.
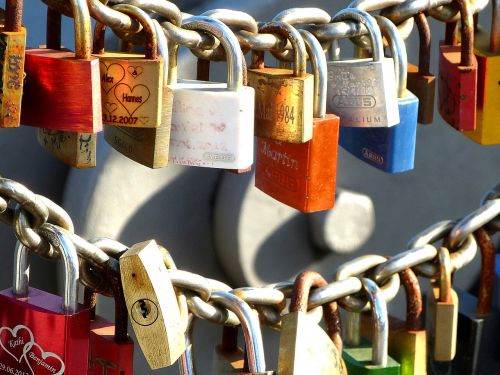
[183,16,244,91]
[459,0,475,66]
[14,224,79,313]
[5,0,23,32]
[70,0,92,60]
[332,8,383,62]
[438,247,453,303]
[474,228,495,317]
[299,29,327,118]
[415,13,431,75]
[375,15,408,98]
[399,268,423,331]
[211,291,266,373]
[93,4,159,60]
[153,18,169,88]
[257,21,308,77]
[361,277,389,367]
[492,0,499,52]
[46,6,62,50]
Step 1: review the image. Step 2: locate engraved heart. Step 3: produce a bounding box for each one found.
[25,342,65,375]
[100,62,125,94]
[104,102,118,114]
[127,66,143,78]
[114,84,151,116]
[0,325,35,363]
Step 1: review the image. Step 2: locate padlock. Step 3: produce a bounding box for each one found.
[169,16,254,169]
[0,0,26,128]
[212,325,246,373]
[452,228,500,374]
[119,239,185,369]
[21,0,102,133]
[425,247,458,362]
[462,0,500,143]
[94,5,163,128]
[103,9,171,168]
[178,314,196,375]
[0,226,91,375]
[84,262,134,374]
[278,270,344,374]
[327,8,399,128]
[407,13,436,125]
[437,0,478,131]
[255,29,339,212]
[210,290,273,374]
[343,278,401,374]
[34,6,97,168]
[247,21,314,143]
[339,15,418,173]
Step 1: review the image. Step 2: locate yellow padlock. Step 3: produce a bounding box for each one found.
[463,4,500,144]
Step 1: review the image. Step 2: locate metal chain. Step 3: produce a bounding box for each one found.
[0,176,498,328]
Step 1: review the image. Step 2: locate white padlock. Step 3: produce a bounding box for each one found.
[169,16,255,169]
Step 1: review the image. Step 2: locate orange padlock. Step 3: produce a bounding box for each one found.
[255,30,339,213]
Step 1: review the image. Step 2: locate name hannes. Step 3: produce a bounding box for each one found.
[121,93,142,103]
[332,95,375,108]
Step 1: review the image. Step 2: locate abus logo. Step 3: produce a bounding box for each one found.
[332,95,376,108]
[362,148,384,165]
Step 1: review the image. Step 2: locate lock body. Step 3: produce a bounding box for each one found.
[327,58,399,128]
[463,37,500,144]
[169,80,254,169]
[339,91,418,173]
[104,87,173,168]
[21,48,102,133]
[407,63,435,124]
[451,289,500,374]
[387,318,426,375]
[426,286,458,361]
[255,114,339,212]
[438,44,478,131]
[37,129,96,168]
[99,54,164,128]
[0,26,26,128]
[0,287,90,375]
[88,316,134,375]
[248,68,314,143]
[342,347,400,374]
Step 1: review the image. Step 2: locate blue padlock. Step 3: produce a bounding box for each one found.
[339,16,419,173]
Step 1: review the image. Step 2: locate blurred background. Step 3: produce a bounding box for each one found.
[0,0,498,373]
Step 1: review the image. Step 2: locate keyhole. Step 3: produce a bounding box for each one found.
[130,299,159,326]
[139,300,149,319]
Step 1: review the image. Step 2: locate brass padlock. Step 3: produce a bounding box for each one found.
[247,21,314,143]
[103,7,172,168]
[0,0,26,128]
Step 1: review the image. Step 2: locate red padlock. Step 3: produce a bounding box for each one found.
[0,225,91,375]
[20,0,102,133]
[255,29,339,213]
[83,254,134,374]
[437,0,478,131]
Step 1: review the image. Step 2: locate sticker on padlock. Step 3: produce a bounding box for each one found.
[169,16,254,170]
[452,228,500,374]
[278,271,345,374]
[463,0,500,144]
[426,247,459,362]
[119,240,185,369]
[0,225,91,375]
[327,9,399,128]
[33,6,97,168]
[0,0,26,128]
[437,0,478,131]
[247,21,314,143]
[342,278,401,374]
[21,0,102,133]
[339,15,418,173]
[104,9,172,168]
[255,29,339,212]
[94,5,164,128]
[407,13,436,125]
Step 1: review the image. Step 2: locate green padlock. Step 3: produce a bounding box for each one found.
[343,278,401,374]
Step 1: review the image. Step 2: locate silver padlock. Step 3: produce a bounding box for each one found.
[326,8,399,128]
[169,16,255,170]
